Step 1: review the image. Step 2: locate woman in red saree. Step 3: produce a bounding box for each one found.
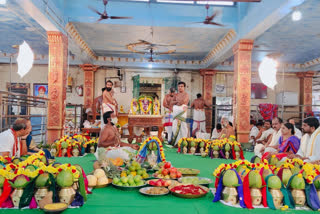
[262,123,300,161]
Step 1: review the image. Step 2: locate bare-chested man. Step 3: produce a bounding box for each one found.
[191,93,210,137]
[98,111,139,150]
[171,82,189,146]
[220,116,235,139]
[102,80,118,128]
[163,87,176,143]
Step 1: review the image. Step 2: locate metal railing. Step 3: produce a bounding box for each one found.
[0,90,49,143]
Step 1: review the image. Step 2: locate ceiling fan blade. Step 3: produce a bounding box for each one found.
[207,12,218,21]
[207,22,224,27]
[88,6,103,16]
[96,18,104,23]
[110,16,133,19]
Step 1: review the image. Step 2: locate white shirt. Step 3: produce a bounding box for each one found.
[257,128,274,142]
[294,126,302,139]
[250,126,259,138]
[211,128,220,139]
[296,134,310,158]
[269,129,282,147]
[0,129,21,157]
[304,127,320,162]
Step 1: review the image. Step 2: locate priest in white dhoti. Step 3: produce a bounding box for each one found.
[171,82,189,146]
[288,117,320,162]
[191,93,209,137]
[163,88,176,144]
[101,80,118,128]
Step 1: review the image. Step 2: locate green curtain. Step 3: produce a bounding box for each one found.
[132,75,140,99]
[163,76,180,93]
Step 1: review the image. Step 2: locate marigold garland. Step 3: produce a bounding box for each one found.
[153,99,160,115]
[139,96,153,114]
[130,98,140,115]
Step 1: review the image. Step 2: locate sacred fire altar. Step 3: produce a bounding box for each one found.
[128,115,163,143]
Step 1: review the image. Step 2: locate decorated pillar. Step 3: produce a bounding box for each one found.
[232,39,254,143]
[80,64,99,109]
[296,71,314,113]
[47,32,68,144]
[200,69,216,133]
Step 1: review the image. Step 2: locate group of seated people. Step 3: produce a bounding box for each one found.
[251,117,320,164]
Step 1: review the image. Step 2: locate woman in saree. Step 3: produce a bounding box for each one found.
[262,123,300,161]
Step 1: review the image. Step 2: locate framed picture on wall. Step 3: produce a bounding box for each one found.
[34,83,48,98]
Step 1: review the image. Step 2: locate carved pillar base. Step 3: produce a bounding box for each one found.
[80,64,99,109]
[232,39,254,143]
[200,69,216,133]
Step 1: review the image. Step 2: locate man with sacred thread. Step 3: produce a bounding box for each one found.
[191,93,210,137]
[101,80,118,128]
[0,118,31,157]
[171,82,189,146]
[163,87,176,144]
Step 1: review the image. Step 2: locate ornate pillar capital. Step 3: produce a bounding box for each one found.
[80,64,99,72]
[200,69,217,76]
[232,39,254,54]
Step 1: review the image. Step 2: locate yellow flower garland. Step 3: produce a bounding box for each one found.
[139,97,153,114]
[153,99,160,115]
[130,98,140,115]
[137,136,166,162]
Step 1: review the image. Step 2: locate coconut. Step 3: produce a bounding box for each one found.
[199,142,205,148]
[97,177,109,185]
[290,175,305,190]
[275,161,285,168]
[268,176,282,189]
[234,145,240,152]
[262,168,273,180]
[25,165,36,172]
[0,176,5,188]
[14,175,29,188]
[253,156,261,163]
[222,170,238,187]
[225,143,231,151]
[12,158,21,165]
[94,169,105,179]
[148,142,158,151]
[213,145,220,151]
[269,156,279,166]
[281,168,293,186]
[56,169,74,187]
[314,177,320,189]
[35,173,49,188]
[190,141,196,147]
[61,141,68,149]
[87,175,97,186]
[182,140,188,147]
[249,170,262,188]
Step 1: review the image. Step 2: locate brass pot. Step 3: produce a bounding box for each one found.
[200,147,204,154]
[50,148,57,157]
[90,146,95,153]
[225,151,230,159]
[11,188,24,207]
[35,187,49,205]
[222,187,238,205]
[59,187,76,205]
[190,147,196,155]
[213,150,219,158]
[61,148,67,157]
[269,188,283,209]
[317,190,320,201]
[73,181,79,191]
[291,189,306,206]
[250,188,262,206]
[235,151,240,160]
[72,148,79,157]
[183,147,188,154]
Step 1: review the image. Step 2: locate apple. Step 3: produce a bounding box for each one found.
[164,162,171,169]
[156,180,162,186]
[170,168,177,174]
[164,180,171,186]
[170,173,177,179]
[149,181,156,186]
[162,169,169,176]
[176,171,182,178]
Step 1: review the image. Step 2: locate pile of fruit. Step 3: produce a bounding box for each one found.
[170,184,208,195]
[177,168,200,176]
[154,162,182,179]
[144,187,168,195]
[148,179,174,187]
[180,177,211,185]
[112,174,145,187]
[121,160,149,179]
[87,169,110,187]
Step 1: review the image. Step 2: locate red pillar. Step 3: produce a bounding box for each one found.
[297,71,314,113]
[47,32,68,144]
[80,64,99,109]
[200,69,217,133]
[232,39,254,143]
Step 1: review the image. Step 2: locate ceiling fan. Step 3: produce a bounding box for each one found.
[193,4,224,26]
[89,0,132,22]
[147,48,155,62]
